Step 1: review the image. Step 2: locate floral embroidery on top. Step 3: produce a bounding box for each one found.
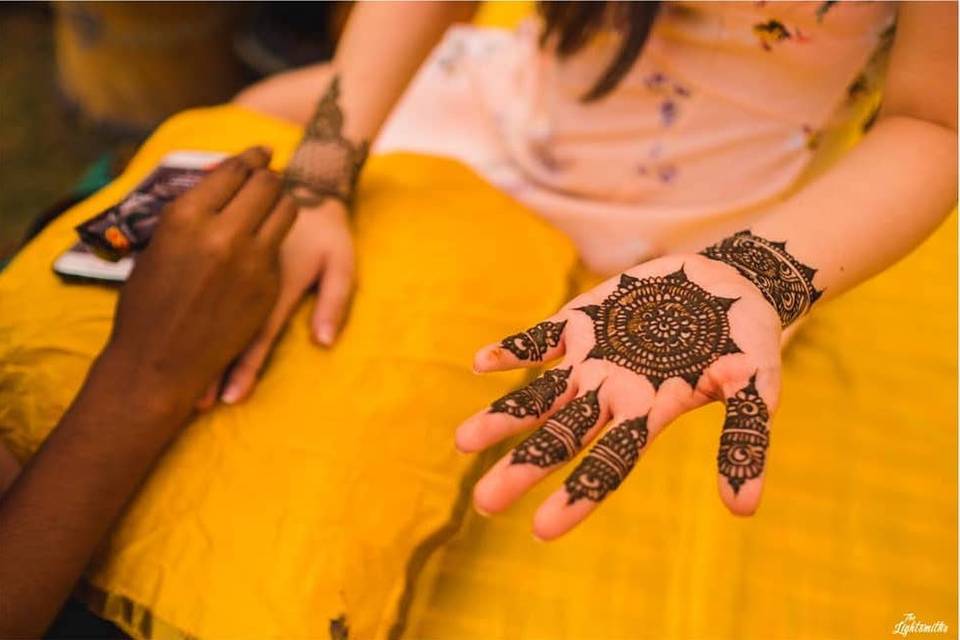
[801,124,821,151]
[753,19,792,50]
[644,72,692,127]
[816,1,838,23]
[638,142,679,184]
[529,137,573,172]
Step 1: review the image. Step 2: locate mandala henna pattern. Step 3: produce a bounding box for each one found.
[565,416,648,504]
[490,367,572,419]
[577,268,741,390]
[500,320,566,362]
[284,75,370,206]
[511,388,602,468]
[700,230,822,328]
[717,375,770,494]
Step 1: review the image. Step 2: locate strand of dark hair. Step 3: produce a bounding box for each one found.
[539,1,661,102]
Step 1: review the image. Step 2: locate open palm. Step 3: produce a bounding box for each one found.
[455,253,783,540]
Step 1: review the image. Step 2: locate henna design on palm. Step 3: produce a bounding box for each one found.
[511,388,602,468]
[490,367,572,418]
[717,375,770,494]
[700,230,822,327]
[577,268,741,390]
[284,75,370,206]
[499,320,566,362]
[565,416,648,504]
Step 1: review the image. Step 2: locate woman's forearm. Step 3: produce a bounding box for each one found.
[333,1,477,142]
[283,2,475,206]
[731,114,955,304]
[692,2,956,320]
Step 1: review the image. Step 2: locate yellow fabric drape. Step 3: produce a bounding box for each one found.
[0,105,579,639]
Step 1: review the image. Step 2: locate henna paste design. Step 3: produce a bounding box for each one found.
[577,269,741,390]
[284,75,369,206]
[565,416,648,504]
[500,320,566,362]
[511,388,602,468]
[490,367,572,419]
[700,230,822,328]
[717,375,770,494]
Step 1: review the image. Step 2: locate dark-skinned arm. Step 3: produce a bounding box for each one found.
[0,146,298,637]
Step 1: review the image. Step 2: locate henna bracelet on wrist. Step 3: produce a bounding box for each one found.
[699,230,823,328]
[282,75,369,207]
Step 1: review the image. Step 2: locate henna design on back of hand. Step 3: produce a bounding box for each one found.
[500,320,566,362]
[565,416,648,504]
[490,367,572,418]
[717,375,770,494]
[577,268,741,390]
[700,230,822,327]
[284,75,370,206]
[511,387,602,468]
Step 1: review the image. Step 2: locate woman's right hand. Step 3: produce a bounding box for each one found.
[216,197,356,404]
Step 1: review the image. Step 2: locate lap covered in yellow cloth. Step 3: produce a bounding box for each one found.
[0,102,956,640]
[0,105,578,639]
[405,222,958,638]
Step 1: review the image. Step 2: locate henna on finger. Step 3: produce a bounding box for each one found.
[717,375,770,494]
[490,367,572,419]
[499,320,567,362]
[565,416,649,504]
[700,230,822,327]
[511,387,602,468]
[577,268,741,390]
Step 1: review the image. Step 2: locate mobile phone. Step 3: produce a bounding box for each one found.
[53,150,225,283]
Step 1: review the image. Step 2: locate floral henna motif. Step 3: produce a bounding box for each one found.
[700,230,822,328]
[490,367,572,419]
[511,388,602,468]
[717,375,770,494]
[500,320,566,362]
[565,416,648,504]
[577,269,741,390]
[284,75,369,206]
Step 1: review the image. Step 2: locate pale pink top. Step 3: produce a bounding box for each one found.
[376,2,896,274]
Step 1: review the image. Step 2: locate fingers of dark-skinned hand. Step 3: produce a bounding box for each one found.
[174,147,272,215]
[312,253,355,346]
[474,312,570,373]
[455,365,579,453]
[473,375,612,516]
[257,194,299,251]
[715,369,779,517]
[219,168,285,234]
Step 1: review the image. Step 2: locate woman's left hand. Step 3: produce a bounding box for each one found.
[214,198,355,405]
[455,253,783,540]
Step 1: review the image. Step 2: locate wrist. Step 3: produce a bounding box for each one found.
[697,230,822,328]
[86,346,196,428]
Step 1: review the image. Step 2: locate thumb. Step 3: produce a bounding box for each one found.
[311,255,355,347]
[220,286,302,404]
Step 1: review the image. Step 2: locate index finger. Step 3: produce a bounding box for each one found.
[175,146,272,213]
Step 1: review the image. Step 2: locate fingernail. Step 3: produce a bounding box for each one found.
[474,503,492,518]
[315,323,336,346]
[221,384,241,404]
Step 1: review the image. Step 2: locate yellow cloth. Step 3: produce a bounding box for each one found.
[407,212,958,639]
[0,59,955,639]
[0,105,578,639]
